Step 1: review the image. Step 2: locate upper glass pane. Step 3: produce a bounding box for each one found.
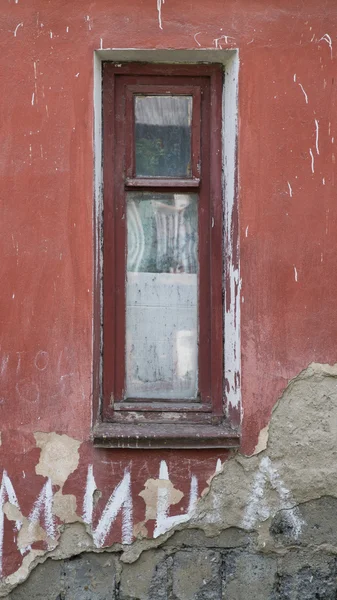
[135,95,192,178]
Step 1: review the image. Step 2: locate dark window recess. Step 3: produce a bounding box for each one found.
[93,63,240,448]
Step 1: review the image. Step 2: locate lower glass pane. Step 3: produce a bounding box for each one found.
[126,192,198,400]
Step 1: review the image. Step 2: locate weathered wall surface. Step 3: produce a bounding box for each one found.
[3,363,337,598]
[1,0,337,595]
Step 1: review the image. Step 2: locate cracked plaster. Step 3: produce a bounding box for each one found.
[1,363,337,595]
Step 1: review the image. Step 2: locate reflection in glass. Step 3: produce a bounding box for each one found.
[126,192,198,399]
[135,95,192,178]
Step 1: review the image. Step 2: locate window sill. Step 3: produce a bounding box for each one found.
[93,422,240,449]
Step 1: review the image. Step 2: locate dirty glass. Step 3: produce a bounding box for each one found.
[134,95,192,178]
[126,192,198,399]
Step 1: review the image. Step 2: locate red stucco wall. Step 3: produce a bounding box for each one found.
[1,0,336,580]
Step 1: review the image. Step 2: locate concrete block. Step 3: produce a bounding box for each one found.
[223,552,277,600]
[119,550,170,600]
[276,551,337,600]
[172,550,221,600]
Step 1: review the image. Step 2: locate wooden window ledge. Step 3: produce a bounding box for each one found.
[93,422,240,449]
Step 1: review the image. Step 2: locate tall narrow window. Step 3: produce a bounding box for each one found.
[95,63,239,448]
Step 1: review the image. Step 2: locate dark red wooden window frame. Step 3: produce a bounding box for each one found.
[93,62,240,449]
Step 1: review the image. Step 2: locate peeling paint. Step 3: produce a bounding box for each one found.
[34,433,81,487]
[53,491,78,523]
[223,52,241,418]
[139,461,184,523]
[251,424,269,456]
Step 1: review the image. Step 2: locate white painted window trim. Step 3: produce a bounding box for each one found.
[93,48,241,424]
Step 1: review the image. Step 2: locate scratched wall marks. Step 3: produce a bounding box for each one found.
[157,0,165,30]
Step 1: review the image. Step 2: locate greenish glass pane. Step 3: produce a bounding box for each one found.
[135,95,192,177]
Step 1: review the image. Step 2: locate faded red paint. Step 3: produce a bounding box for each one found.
[1,0,337,580]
